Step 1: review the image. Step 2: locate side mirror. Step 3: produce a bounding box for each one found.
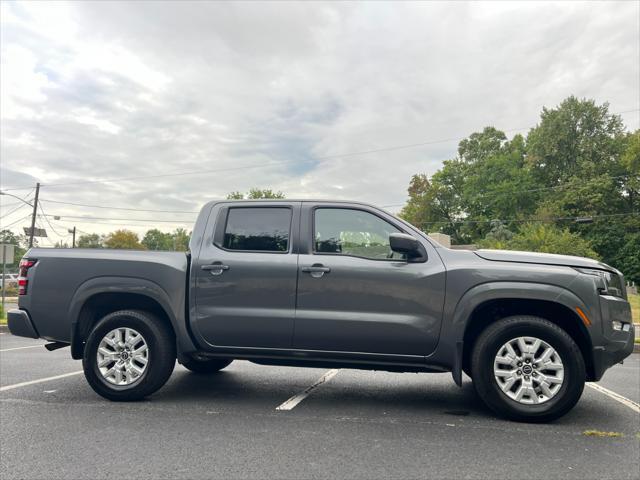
[389,233,424,259]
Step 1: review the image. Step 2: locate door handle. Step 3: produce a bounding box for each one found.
[301,264,331,278]
[201,263,230,275]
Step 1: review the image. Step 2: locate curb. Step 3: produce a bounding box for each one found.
[0,324,8,332]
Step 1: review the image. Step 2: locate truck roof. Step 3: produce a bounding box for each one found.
[203,199,390,209]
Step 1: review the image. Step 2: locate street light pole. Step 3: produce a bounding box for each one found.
[28,183,40,248]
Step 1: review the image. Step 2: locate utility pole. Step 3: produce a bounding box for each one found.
[69,227,76,248]
[28,182,40,248]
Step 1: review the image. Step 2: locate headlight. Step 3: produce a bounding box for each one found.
[575,268,625,298]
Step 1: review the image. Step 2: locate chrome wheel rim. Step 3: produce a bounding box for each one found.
[97,328,149,386]
[493,336,564,404]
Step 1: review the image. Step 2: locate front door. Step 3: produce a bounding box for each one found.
[193,203,299,349]
[294,205,445,356]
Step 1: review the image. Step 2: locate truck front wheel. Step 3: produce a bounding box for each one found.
[471,315,586,422]
[82,310,176,401]
[181,357,233,374]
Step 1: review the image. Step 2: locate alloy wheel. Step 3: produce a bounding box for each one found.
[493,336,564,404]
[96,327,149,386]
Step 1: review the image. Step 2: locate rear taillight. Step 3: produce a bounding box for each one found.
[18,258,37,295]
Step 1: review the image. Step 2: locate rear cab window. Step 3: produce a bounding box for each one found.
[220,207,292,252]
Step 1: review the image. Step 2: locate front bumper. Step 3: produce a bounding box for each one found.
[591,295,635,381]
[7,309,39,339]
[591,326,635,380]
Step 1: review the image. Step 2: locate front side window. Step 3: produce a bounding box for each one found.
[314,208,405,260]
[223,207,291,252]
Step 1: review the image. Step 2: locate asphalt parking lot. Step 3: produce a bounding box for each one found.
[1,331,638,480]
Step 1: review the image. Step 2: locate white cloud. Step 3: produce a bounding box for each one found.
[0,45,51,119]
[72,108,122,135]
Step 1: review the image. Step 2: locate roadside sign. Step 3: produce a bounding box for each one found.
[0,244,15,265]
[23,227,47,237]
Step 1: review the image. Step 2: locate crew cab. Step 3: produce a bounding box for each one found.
[8,200,635,422]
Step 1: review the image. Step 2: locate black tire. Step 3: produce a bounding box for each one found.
[471,315,585,423]
[82,310,176,401]
[181,357,233,374]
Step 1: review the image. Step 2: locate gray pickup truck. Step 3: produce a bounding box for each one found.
[8,200,634,421]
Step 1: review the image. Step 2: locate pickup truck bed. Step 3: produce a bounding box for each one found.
[15,249,193,353]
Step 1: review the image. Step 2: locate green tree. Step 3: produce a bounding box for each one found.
[141,229,172,250]
[400,160,468,243]
[104,230,145,250]
[141,228,190,251]
[76,233,103,248]
[526,96,626,183]
[458,126,507,163]
[400,96,639,282]
[478,220,514,249]
[483,223,599,259]
[462,133,538,237]
[227,188,286,199]
[525,99,635,279]
[621,130,640,211]
[171,228,190,251]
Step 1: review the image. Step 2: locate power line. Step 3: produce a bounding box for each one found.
[40,199,199,214]
[381,173,639,209]
[52,218,192,229]
[38,203,70,238]
[0,191,34,219]
[0,201,22,208]
[32,172,639,216]
[3,107,637,192]
[1,213,32,229]
[0,202,29,220]
[416,212,639,228]
[0,137,513,191]
[47,214,193,223]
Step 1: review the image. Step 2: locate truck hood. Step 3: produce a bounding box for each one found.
[474,249,617,272]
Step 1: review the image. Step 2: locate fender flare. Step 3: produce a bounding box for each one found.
[68,276,196,359]
[441,281,594,386]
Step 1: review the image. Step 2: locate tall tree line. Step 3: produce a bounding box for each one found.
[400,96,640,282]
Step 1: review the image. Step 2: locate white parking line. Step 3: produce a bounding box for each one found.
[0,371,83,392]
[276,369,341,411]
[0,345,43,352]
[586,382,640,413]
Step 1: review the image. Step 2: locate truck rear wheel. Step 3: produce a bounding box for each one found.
[181,357,233,374]
[471,315,585,422]
[82,310,176,401]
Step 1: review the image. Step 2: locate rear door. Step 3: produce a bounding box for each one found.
[192,202,300,349]
[293,204,446,356]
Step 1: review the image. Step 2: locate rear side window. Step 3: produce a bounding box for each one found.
[223,207,291,252]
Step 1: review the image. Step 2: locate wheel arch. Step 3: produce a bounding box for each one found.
[462,298,594,379]
[446,282,597,384]
[69,277,195,360]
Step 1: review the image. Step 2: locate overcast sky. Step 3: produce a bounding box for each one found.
[1,1,639,242]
